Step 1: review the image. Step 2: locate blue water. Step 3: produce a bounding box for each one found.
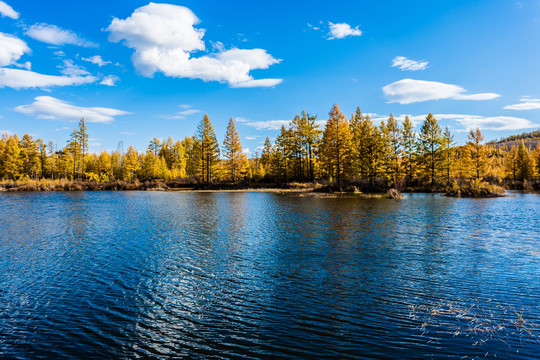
[0,191,539,359]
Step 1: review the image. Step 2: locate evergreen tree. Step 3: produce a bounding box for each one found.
[418,113,443,189]
[223,118,245,182]
[402,116,416,183]
[349,107,363,178]
[466,128,486,180]
[505,145,518,181]
[301,111,321,181]
[274,125,293,182]
[96,151,112,181]
[321,103,351,186]
[77,118,89,179]
[123,146,141,180]
[441,127,455,186]
[516,140,533,181]
[358,114,385,185]
[36,138,47,179]
[20,134,40,179]
[148,137,161,157]
[260,136,273,176]
[194,114,220,183]
[2,135,22,179]
[386,114,402,186]
[47,141,56,179]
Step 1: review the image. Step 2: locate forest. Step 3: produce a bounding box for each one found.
[1,103,539,193]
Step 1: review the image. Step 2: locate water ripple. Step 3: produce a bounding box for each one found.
[0,191,538,359]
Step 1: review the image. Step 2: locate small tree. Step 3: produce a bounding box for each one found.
[466,128,486,180]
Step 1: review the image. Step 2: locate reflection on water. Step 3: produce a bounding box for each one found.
[0,191,538,359]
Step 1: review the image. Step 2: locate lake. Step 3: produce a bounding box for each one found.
[0,191,538,359]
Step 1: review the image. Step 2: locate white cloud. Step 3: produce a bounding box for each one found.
[434,114,537,131]
[14,96,129,123]
[100,75,120,86]
[245,135,259,140]
[0,32,30,67]
[307,23,320,31]
[237,119,290,130]
[82,55,111,67]
[178,109,200,116]
[377,113,536,131]
[0,1,18,19]
[0,68,96,89]
[230,78,282,88]
[503,97,540,110]
[25,23,96,47]
[160,107,201,119]
[106,3,281,87]
[14,61,31,70]
[382,79,500,104]
[392,56,429,71]
[328,22,362,39]
[59,59,90,76]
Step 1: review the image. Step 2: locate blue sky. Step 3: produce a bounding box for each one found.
[1,0,539,154]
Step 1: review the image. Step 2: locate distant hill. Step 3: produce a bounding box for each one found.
[488,130,540,149]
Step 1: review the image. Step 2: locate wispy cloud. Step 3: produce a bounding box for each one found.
[160,106,202,120]
[100,75,120,86]
[0,1,18,19]
[14,96,129,123]
[237,118,290,130]
[382,79,500,104]
[81,55,111,67]
[0,68,97,89]
[391,56,429,71]
[25,23,96,47]
[503,97,540,110]
[328,22,362,39]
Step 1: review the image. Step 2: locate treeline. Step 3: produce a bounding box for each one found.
[488,130,540,144]
[1,104,540,190]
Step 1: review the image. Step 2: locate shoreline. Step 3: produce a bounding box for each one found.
[0,179,517,198]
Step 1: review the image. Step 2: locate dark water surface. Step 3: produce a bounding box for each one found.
[0,191,538,359]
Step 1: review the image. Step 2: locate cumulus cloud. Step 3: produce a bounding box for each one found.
[392,56,429,71]
[0,68,96,89]
[328,22,362,39]
[0,1,18,19]
[382,79,500,104]
[106,3,281,87]
[503,97,540,110]
[25,23,96,47]
[82,55,111,67]
[14,96,129,123]
[0,32,30,67]
[100,75,120,86]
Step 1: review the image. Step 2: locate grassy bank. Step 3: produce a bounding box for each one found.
[0,178,518,198]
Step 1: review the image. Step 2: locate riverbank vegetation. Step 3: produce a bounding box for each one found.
[1,104,539,195]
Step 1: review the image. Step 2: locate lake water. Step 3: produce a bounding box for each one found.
[0,191,538,359]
